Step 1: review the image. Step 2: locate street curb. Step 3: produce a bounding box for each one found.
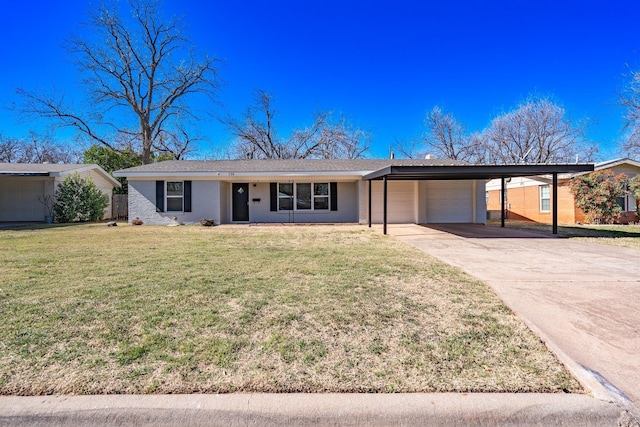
[0,393,631,427]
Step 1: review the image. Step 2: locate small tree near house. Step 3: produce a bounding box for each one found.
[570,170,628,224]
[53,173,110,223]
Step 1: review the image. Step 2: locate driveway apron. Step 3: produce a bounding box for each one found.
[388,224,640,406]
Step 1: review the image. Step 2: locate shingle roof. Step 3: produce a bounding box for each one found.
[594,158,640,171]
[0,163,93,174]
[115,158,467,175]
[0,163,121,187]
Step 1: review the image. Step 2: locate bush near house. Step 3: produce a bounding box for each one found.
[53,173,109,222]
[570,170,628,224]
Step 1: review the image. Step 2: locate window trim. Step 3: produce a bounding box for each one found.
[539,184,550,212]
[166,181,184,212]
[277,182,331,212]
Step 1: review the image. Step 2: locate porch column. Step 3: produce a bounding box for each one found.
[552,172,558,235]
[501,177,506,228]
[368,179,372,228]
[383,176,388,235]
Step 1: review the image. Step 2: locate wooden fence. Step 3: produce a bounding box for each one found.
[112,194,128,220]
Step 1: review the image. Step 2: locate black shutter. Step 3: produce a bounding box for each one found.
[270,183,278,211]
[156,181,164,212]
[184,181,192,212]
[330,182,338,211]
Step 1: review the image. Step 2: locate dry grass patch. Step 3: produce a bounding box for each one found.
[0,224,581,394]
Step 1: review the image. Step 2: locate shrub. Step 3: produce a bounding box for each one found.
[200,218,215,226]
[570,170,628,224]
[53,173,110,223]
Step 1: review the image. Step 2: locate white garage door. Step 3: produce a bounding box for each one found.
[0,178,46,221]
[425,180,473,223]
[371,181,416,223]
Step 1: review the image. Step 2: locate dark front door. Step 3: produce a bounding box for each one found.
[232,183,249,221]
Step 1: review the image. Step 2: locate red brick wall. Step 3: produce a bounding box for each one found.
[486,182,578,224]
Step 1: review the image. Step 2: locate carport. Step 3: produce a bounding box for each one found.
[364,163,595,235]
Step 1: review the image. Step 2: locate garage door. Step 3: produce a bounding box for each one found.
[0,178,46,221]
[371,181,415,223]
[425,180,473,223]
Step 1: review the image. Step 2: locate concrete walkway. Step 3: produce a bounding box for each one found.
[388,223,640,409]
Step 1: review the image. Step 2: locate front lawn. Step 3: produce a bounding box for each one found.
[0,224,581,394]
[489,220,640,249]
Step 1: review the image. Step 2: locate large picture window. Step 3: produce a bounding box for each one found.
[297,183,311,209]
[166,181,184,212]
[539,185,550,212]
[278,183,294,210]
[278,182,330,211]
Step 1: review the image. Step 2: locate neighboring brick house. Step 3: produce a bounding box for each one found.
[486,158,640,224]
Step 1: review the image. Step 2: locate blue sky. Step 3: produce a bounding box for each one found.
[1,1,639,160]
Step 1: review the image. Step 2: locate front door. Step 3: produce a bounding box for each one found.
[232,183,249,221]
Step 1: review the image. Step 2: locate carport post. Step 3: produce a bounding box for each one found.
[552,172,558,235]
[368,179,372,228]
[500,177,506,228]
[383,176,388,235]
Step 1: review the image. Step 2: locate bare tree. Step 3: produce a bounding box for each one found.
[17,0,218,164]
[0,134,24,163]
[0,131,81,164]
[423,107,479,161]
[289,111,370,159]
[394,107,485,162]
[225,91,281,159]
[621,70,640,155]
[224,90,370,159]
[484,98,595,164]
[394,98,593,164]
[393,137,424,159]
[154,123,201,160]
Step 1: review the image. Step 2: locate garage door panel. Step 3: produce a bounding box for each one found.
[0,178,46,221]
[371,181,415,223]
[426,180,473,223]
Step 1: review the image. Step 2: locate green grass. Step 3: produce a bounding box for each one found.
[489,220,640,249]
[0,224,582,395]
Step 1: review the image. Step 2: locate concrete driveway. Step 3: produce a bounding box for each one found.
[388,224,640,407]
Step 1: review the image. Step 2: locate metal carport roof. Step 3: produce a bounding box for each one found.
[363,163,595,235]
[363,163,595,181]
